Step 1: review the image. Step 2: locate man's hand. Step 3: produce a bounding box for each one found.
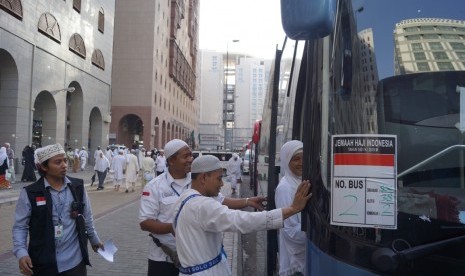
[19,256,33,275]
[247,196,267,211]
[91,242,105,252]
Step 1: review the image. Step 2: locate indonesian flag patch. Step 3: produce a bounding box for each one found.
[36,196,46,206]
[142,191,150,196]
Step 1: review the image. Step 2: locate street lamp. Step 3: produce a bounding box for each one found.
[223,39,239,151]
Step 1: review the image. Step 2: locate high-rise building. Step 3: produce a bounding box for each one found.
[235,57,272,149]
[111,0,199,149]
[198,50,271,151]
[394,18,465,75]
[0,0,114,163]
[358,28,379,133]
[198,50,224,150]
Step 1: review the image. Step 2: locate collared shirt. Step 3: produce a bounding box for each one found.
[174,189,283,275]
[12,177,100,272]
[139,171,225,262]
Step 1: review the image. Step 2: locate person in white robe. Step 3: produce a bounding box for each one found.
[141,151,155,186]
[275,140,306,276]
[173,155,312,276]
[78,146,89,171]
[105,146,113,164]
[227,153,242,194]
[155,149,167,176]
[125,149,140,192]
[94,150,110,190]
[111,150,126,191]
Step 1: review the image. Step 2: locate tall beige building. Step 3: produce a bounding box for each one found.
[394,18,465,75]
[0,0,114,165]
[111,0,199,149]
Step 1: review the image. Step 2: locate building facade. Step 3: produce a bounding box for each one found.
[358,28,379,133]
[111,0,199,150]
[394,18,465,75]
[198,50,272,151]
[0,0,114,166]
[198,50,224,150]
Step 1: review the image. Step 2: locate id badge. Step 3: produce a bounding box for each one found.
[54,224,64,239]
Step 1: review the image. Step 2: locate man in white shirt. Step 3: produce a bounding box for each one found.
[155,149,166,176]
[139,139,267,276]
[78,147,88,171]
[173,155,311,275]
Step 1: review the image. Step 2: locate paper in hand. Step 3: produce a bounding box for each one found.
[98,238,118,262]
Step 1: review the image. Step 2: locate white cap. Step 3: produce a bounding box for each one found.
[191,155,222,173]
[35,143,66,164]
[164,139,188,159]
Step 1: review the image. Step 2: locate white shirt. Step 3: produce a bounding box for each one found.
[94,156,110,172]
[155,155,166,172]
[173,189,283,275]
[139,172,225,263]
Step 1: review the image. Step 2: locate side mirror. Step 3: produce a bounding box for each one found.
[280,0,336,40]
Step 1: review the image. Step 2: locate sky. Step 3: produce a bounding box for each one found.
[199,0,465,79]
[199,0,285,59]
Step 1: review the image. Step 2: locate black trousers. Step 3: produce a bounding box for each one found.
[147,259,178,276]
[58,261,87,276]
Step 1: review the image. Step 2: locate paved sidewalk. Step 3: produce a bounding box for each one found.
[0,169,104,207]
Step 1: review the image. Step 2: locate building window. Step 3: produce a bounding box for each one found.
[437,62,454,70]
[0,0,23,19]
[419,25,435,31]
[423,34,439,39]
[437,26,454,31]
[443,34,461,40]
[69,33,86,58]
[406,35,421,40]
[450,42,465,50]
[98,8,104,33]
[404,27,418,32]
[414,52,427,60]
[429,42,443,50]
[411,43,423,51]
[432,51,449,60]
[456,52,465,60]
[91,49,105,70]
[417,62,430,71]
[38,13,61,43]
[73,0,81,13]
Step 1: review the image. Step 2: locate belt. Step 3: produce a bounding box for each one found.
[178,250,223,275]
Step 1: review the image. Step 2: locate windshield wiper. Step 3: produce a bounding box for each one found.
[372,234,465,272]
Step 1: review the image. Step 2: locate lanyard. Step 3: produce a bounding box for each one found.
[51,187,68,224]
[174,194,200,228]
[167,173,190,196]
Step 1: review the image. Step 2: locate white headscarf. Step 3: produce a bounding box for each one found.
[0,147,7,166]
[280,140,303,185]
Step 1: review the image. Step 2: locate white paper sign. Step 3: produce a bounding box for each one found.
[98,238,118,262]
[330,134,397,229]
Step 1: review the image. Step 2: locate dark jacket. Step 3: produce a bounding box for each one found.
[24,176,90,275]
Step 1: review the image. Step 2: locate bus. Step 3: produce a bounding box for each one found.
[251,0,465,275]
